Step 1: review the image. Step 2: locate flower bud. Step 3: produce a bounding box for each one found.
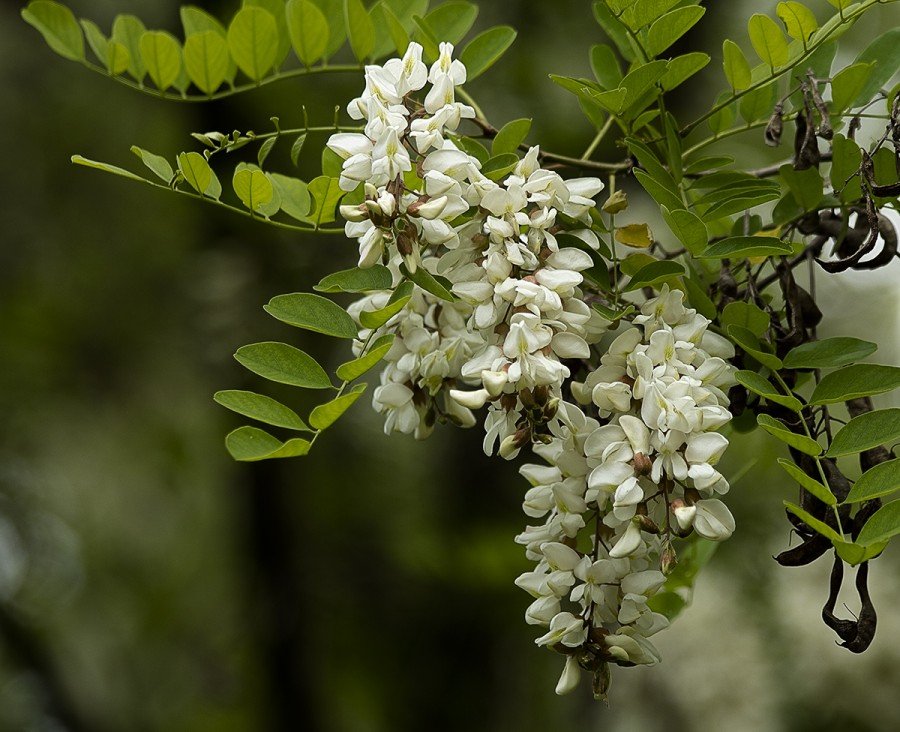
[555,656,581,696]
[592,663,611,702]
[499,427,531,459]
[673,505,696,531]
[339,203,368,222]
[637,514,660,534]
[481,370,508,397]
[661,544,677,576]
[448,388,490,410]
[609,520,642,559]
[633,452,652,476]
[411,195,449,220]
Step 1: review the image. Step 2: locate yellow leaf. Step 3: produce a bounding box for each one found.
[603,190,628,214]
[615,223,653,248]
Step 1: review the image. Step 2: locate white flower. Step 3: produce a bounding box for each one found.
[609,520,643,558]
[555,656,581,696]
[373,382,419,435]
[534,612,587,647]
[692,499,735,541]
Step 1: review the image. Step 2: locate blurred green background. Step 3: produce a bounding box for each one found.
[2,1,899,730]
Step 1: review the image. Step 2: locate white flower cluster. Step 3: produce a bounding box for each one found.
[329,43,738,698]
[329,41,607,450]
[514,285,736,695]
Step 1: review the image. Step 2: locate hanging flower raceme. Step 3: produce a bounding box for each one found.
[329,43,738,699]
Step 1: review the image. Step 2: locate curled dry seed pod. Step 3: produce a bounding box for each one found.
[807,74,832,139]
[765,103,784,146]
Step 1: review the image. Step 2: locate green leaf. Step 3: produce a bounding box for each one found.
[618,60,667,113]
[748,13,789,71]
[244,0,292,68]
[214,390,310,430]
[681,277,716,320]
[778,458,836,506]
[776,2,817,45]
[831,62,875,114]
[482,153,519,181]
[423,1,478,44]
[634,170,684,211]
[735,370,803,412]
[662,207,707,255]
[228,6,279,80]
[623,260,684,292]
[225,426,311,461]
[590,44,622,89]
[111,15,147,82]
[269,173,311,221]
[739,81,777,123]
[179,151,217,197]
[460,26,516,80]
[721,301,769,338]
[661,52,709,91]
[592,302,636,323]
[71,155,145,183]
[722,39,752,91]
[233,168,274,212]
[183,29,229,94]
[234,342,332,389]
[853,28,900,107]
[783,337,877,370]
[80,19,109,65]
[257,136,277,168]
[375,3,410,55]
[336,334,395,381]
[779,164,824,211]
[830,134,863,202]
[587,87,628,114]
[312,0,348,59]
[827,409,900,458]
[591,1,634,61]
[833,538,887,565]
[411,14,440,60]
[624,0,681,30]
[307,176,344,226]
[857,500,900,547]
[309,384,367,429]
[645,6,705,58]
[492,119,531,156]
[286,0,329,66]
[810,364,900,405]
[264,293,358,338]
[729,325,783,372]
[181,7,228,36]
[783,501,842,542]
[315,265,393,293]
[684,156,735,175]
[290,133,308,167]
[105,41,131,76]
[344,0,375,60]
[402,265,455,302]
[359,289,412,328]
[846,459,900,504]
[22,1,84,61]
[130,146,173,183]
[453,135,490,163]
[139,31,182,91]
[708,91,735,135]
[700,236,791,259]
